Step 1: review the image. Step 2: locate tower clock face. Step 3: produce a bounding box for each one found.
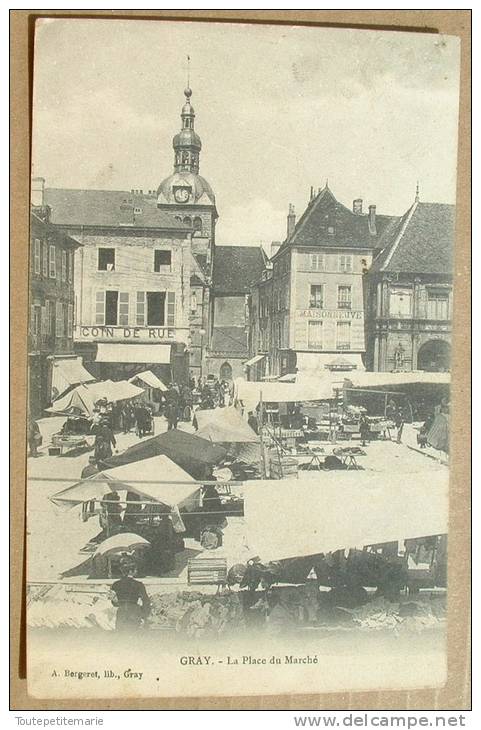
[174,187,191,203]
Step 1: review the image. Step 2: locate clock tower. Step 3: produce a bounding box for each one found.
[156,85,218,381]
[157,86,218,260]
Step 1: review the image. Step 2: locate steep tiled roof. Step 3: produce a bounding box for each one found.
[212,245,266,295]
[277,186,395,255]
[44,188,188,230]
[370,202,455,275]
[210,326,248,355]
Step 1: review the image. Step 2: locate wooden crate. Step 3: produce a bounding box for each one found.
[187,557,227,585]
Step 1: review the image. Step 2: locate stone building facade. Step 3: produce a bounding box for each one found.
[254,186,395,378]
[28,205,82,417]
[364,200,454,372]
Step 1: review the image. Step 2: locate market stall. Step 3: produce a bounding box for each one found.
[103,427,228,479]
[47,379,145,418]
[50,455,201,578]
[128,370,168,413]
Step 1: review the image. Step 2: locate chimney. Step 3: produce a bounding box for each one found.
[287,204,296,239]
[31,177,45,207]
[353,198,363,215]
[271,241,281,258]
[368,204,377,235]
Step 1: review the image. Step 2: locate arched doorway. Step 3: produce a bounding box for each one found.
[417,340,451,372]
[219,361,232,381]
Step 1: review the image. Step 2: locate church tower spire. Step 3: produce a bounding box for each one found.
[173,87,202,174]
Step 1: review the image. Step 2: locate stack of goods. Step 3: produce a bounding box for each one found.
[149,590,245,637]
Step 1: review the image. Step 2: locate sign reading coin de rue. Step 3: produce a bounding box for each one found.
[76,325,177,340]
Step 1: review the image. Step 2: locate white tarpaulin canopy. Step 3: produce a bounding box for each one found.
[96,343,171,364]
[46,380,144,416]
[345,371,450,389]
[242,470,448,563]
[51,358,95,398]
[50,455,200,511]
[128,370,168,391]
[195,406,259,443]
[234,377,341,412]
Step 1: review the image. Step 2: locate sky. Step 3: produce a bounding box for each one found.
[32,19,461,247]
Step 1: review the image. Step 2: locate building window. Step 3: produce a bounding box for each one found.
[310,253,325,271]
[68,251,73,282]
[119,292,129,326]
[42,242,48,277]
[193,217,202,234]
[183,217,192,226]
[34,239,41,275]
[49,244,56,278]
[337,285,352,309]
[154,250,172,272]
[167,291,176,327]
[67,304,74,337]
[389,288,412,318]
[339,254,353,273]
[55,302,64,337]
[336,321,351,350]
[95,291,105,325]
[308,320,323,348]
[61,250,67,282]
[31,304,41,336]
[45,299,51,335]
[134,207,142,215]
[310,284,324,309]
[327,226,335,235]
[427,290,449,320]
[190,291,198,314]
[98,248,115,271]
[105,291,119,326]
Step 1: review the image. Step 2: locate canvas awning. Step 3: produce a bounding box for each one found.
[345,371,451,390]
[296,352,365,373]
[50,455,200,512]
[51,358,95,399]
[243,469,448,563]
[128,370,168,391]
[195,406,259,444]
[96,343,171,364]
[234,377,339,412]
[243,354,265,367]
[47,380,144,417]
[103,428,227,478]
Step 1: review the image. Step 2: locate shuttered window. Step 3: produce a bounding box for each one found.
[34,239,41,275]
[56,302,64,337]
[95,291,105,325]
[119,292,129,326]
[61,251,67,282]
[67,304,74,337]
[42,242,48,277]
[336,322,351,350]
[308,320,323,348]
[136,291,146,326]
[167,291,175,326]
[49,245,56,278]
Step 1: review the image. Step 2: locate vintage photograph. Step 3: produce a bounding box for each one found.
[26,18,459,699]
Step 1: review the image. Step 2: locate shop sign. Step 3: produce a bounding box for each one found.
[76,325,178,341]
[299,309,364,320]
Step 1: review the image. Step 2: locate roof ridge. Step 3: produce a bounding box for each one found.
[380,201,418,272]
[290,186,333,246]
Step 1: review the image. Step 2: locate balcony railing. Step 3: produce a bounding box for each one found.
[337,301,352,310]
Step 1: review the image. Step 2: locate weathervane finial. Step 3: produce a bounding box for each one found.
[415,180,420,202]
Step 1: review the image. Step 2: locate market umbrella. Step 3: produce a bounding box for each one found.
[94,533,150,558]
